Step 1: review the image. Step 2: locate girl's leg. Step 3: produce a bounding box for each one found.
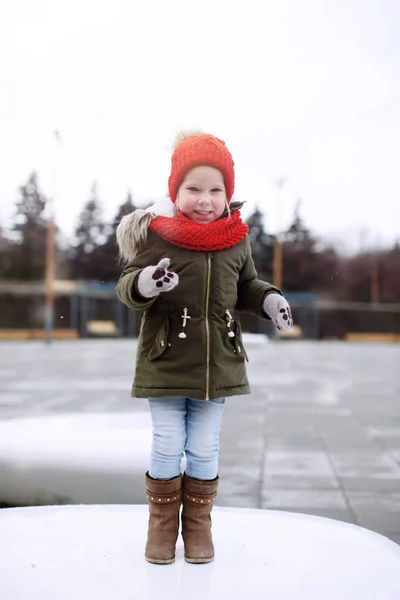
[145,396,187,565]
[185,397,225,480]
[181,397,225,564]
[148,396,187,479]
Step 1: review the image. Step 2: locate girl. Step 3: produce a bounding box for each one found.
[115,132,293,565]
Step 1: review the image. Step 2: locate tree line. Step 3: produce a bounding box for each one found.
[0,172,399,303]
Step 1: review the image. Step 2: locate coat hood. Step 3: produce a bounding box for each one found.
[116,197,176,262]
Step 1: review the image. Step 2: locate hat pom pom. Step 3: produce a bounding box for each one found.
[172,129,203,150]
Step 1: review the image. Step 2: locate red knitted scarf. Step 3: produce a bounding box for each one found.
[149,210,248,251]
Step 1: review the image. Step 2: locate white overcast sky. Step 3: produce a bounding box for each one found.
[0,0,399,252]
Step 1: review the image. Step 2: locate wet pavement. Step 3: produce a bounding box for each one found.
[1,338,399,544]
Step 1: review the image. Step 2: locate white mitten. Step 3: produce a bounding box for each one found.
[263,293,293,332]
[137,258,179,299]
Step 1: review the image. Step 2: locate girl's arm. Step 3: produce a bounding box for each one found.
[115,245,166,311]
[236,237,282,317]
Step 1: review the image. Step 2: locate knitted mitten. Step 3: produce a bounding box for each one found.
[137,258,179,298]
[263,293,293,332]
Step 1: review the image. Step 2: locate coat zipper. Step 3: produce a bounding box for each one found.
[205,254,212,400]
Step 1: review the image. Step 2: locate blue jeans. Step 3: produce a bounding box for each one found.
[148,396,225,481]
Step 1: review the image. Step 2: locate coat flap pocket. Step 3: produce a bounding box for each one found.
[147,317,170,361]
[234,335,249,361]
[225,309,249,362]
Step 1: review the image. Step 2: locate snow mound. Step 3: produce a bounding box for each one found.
[0,413,152,506]
[1,504,399,600]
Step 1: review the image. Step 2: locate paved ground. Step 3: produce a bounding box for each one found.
[1,338,399,544]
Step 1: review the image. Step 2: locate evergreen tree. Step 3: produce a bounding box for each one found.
[69,182,106,280]
[246,207,274,280]
[0,220,12,279]
[112,191,136,230]
[8,172,49,280]
[282,200,338,293]
[93,191,137,281]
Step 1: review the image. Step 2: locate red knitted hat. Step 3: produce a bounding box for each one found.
[168,133,235,203]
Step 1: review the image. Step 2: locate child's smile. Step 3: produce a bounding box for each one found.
[177,166,227,224]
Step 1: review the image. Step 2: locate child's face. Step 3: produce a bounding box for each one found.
[176,166,227,224]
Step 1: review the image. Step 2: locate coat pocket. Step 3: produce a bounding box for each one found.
[147,317,170,361]
[225,310,249,362]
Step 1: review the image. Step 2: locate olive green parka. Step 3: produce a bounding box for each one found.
[115,202,281,401]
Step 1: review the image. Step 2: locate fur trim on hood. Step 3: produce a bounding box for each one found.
[116,197,244,262]
[116,197,176,262]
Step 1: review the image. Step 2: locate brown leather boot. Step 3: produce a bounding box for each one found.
[181,473,219,564]
[144,472,182,564]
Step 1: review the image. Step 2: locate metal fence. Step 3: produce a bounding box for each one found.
[1,281,399,340]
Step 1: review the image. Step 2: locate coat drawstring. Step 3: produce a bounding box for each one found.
[179,309,235,340]
[225,310,235,338]
[179,308,191,339]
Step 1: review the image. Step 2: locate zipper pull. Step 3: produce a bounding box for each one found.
[179,308,191,339]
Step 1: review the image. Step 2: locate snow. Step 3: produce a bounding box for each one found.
[1,505,399,600]
[0,413,154,506]
[243,332,270,344]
